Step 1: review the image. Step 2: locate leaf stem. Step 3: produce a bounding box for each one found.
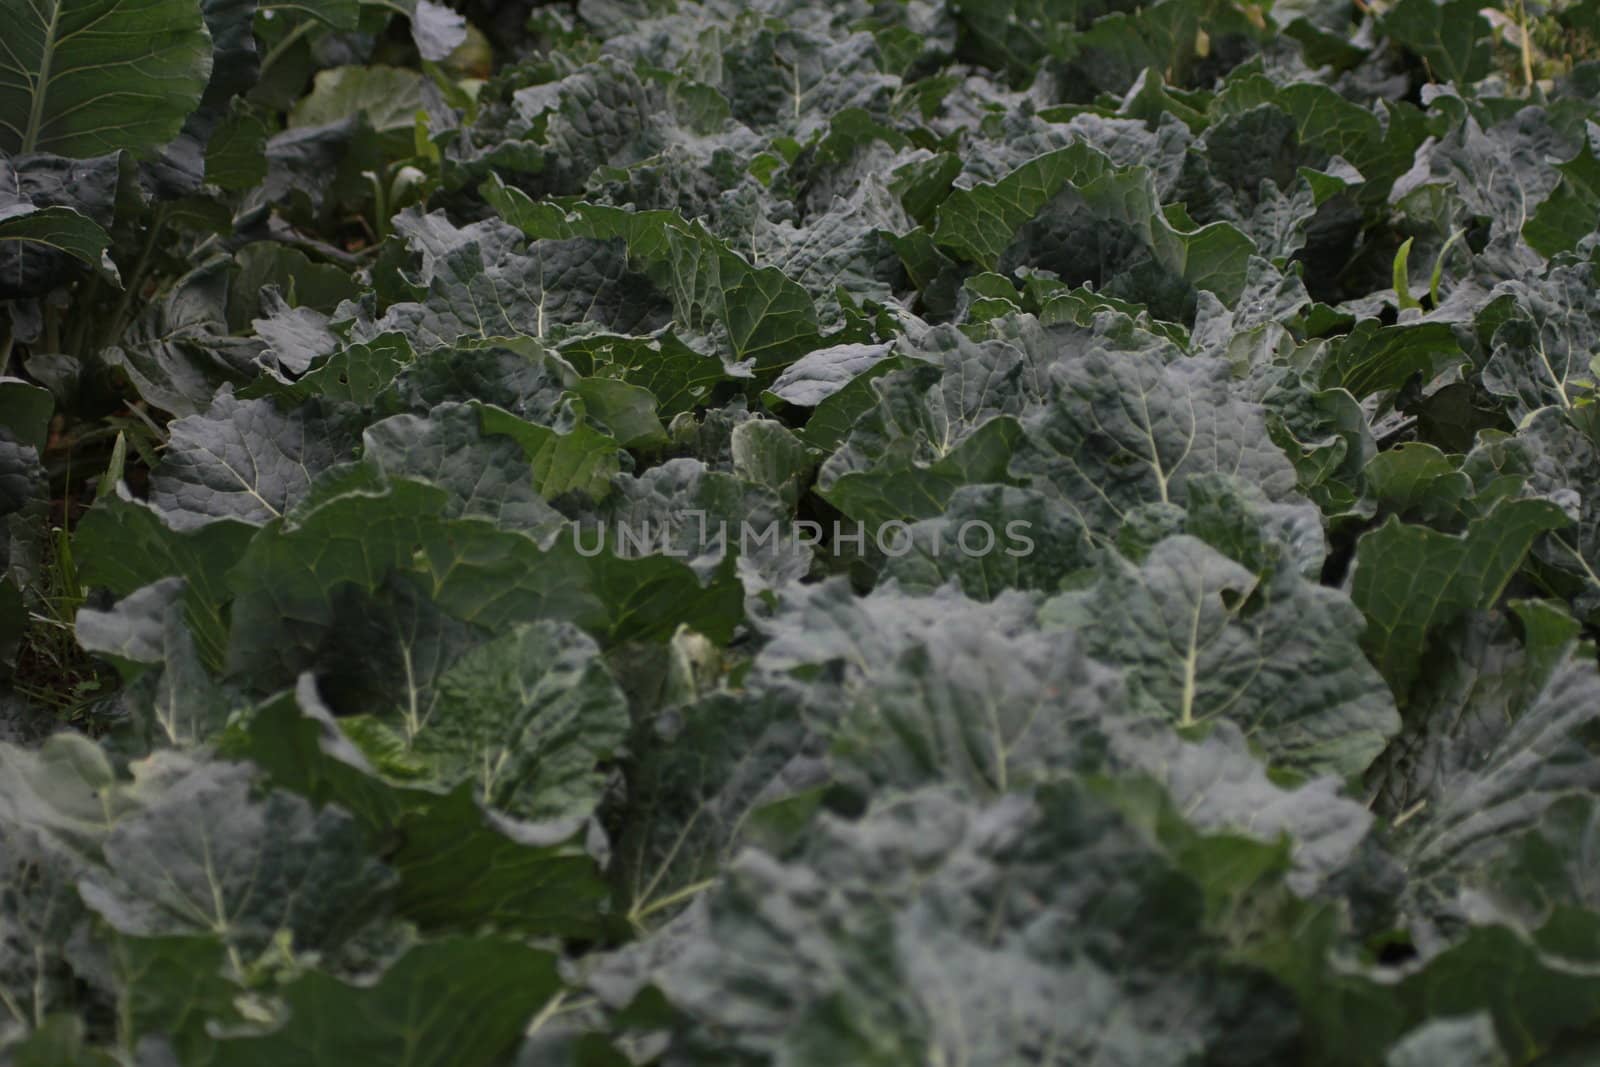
[1392,237,1421,311]
[525,991,567,1039]
[0,318,13,378]
[1429,227,1467,307]
[31,947,45,1029]
[0,980,23,1029]
[365,0,413,18]
[43,301,60,354]
[1555,533,1600,591]
[20,2,62,153]
[1517,0,1536,91]
[260,19,317,81]
[99,206,168,354]
[631,877,717,926]
[67,274,100,356]
[364,169,390,241]
[1392,798,1427,827]
[124,401,169,444]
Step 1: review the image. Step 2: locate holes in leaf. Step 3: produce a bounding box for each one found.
[1465,217,1491,255]
[1375,938,1418,966]
[1217,581,1268,619]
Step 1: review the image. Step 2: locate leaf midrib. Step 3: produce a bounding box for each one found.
[21,0,62,154]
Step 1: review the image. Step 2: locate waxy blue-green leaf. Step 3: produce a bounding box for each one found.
[1114,470,1327,578]
[77,756,395,961]
[483,179,822,370]
[612,687,824,924]
[372,210,672,350]
[107,933,240,1065]
[818,331,1030,526]
[1209,74,1411,200]
[21,0,1600,1061]
[405,0,468,62]
[101,261,265,417]
[1463,409,1600,617]
[360,620,629,821]
[730,418,813,510]
[1523,136,1600,257]
[571,377,666,448]
[765,341,893,409]
[881,484,1093,597]
[930,143,1114,269]
[751,579,1119,798]
[0,732,134,849]
[1374,628,1600,947]
[74,576,233,748]
[0,829,97,1031]
[149,390,358,529]
[1047,536,1399,776]
[1482,261,1600,422]
[1250,365,1375,520]
[362,402,565,531]
[933,143,1254,310]
[651,783,1303,1065]
[1015,348,1301,540]
[290,334,415,406]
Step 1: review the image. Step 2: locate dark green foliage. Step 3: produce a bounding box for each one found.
[3,1,1600,1064]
